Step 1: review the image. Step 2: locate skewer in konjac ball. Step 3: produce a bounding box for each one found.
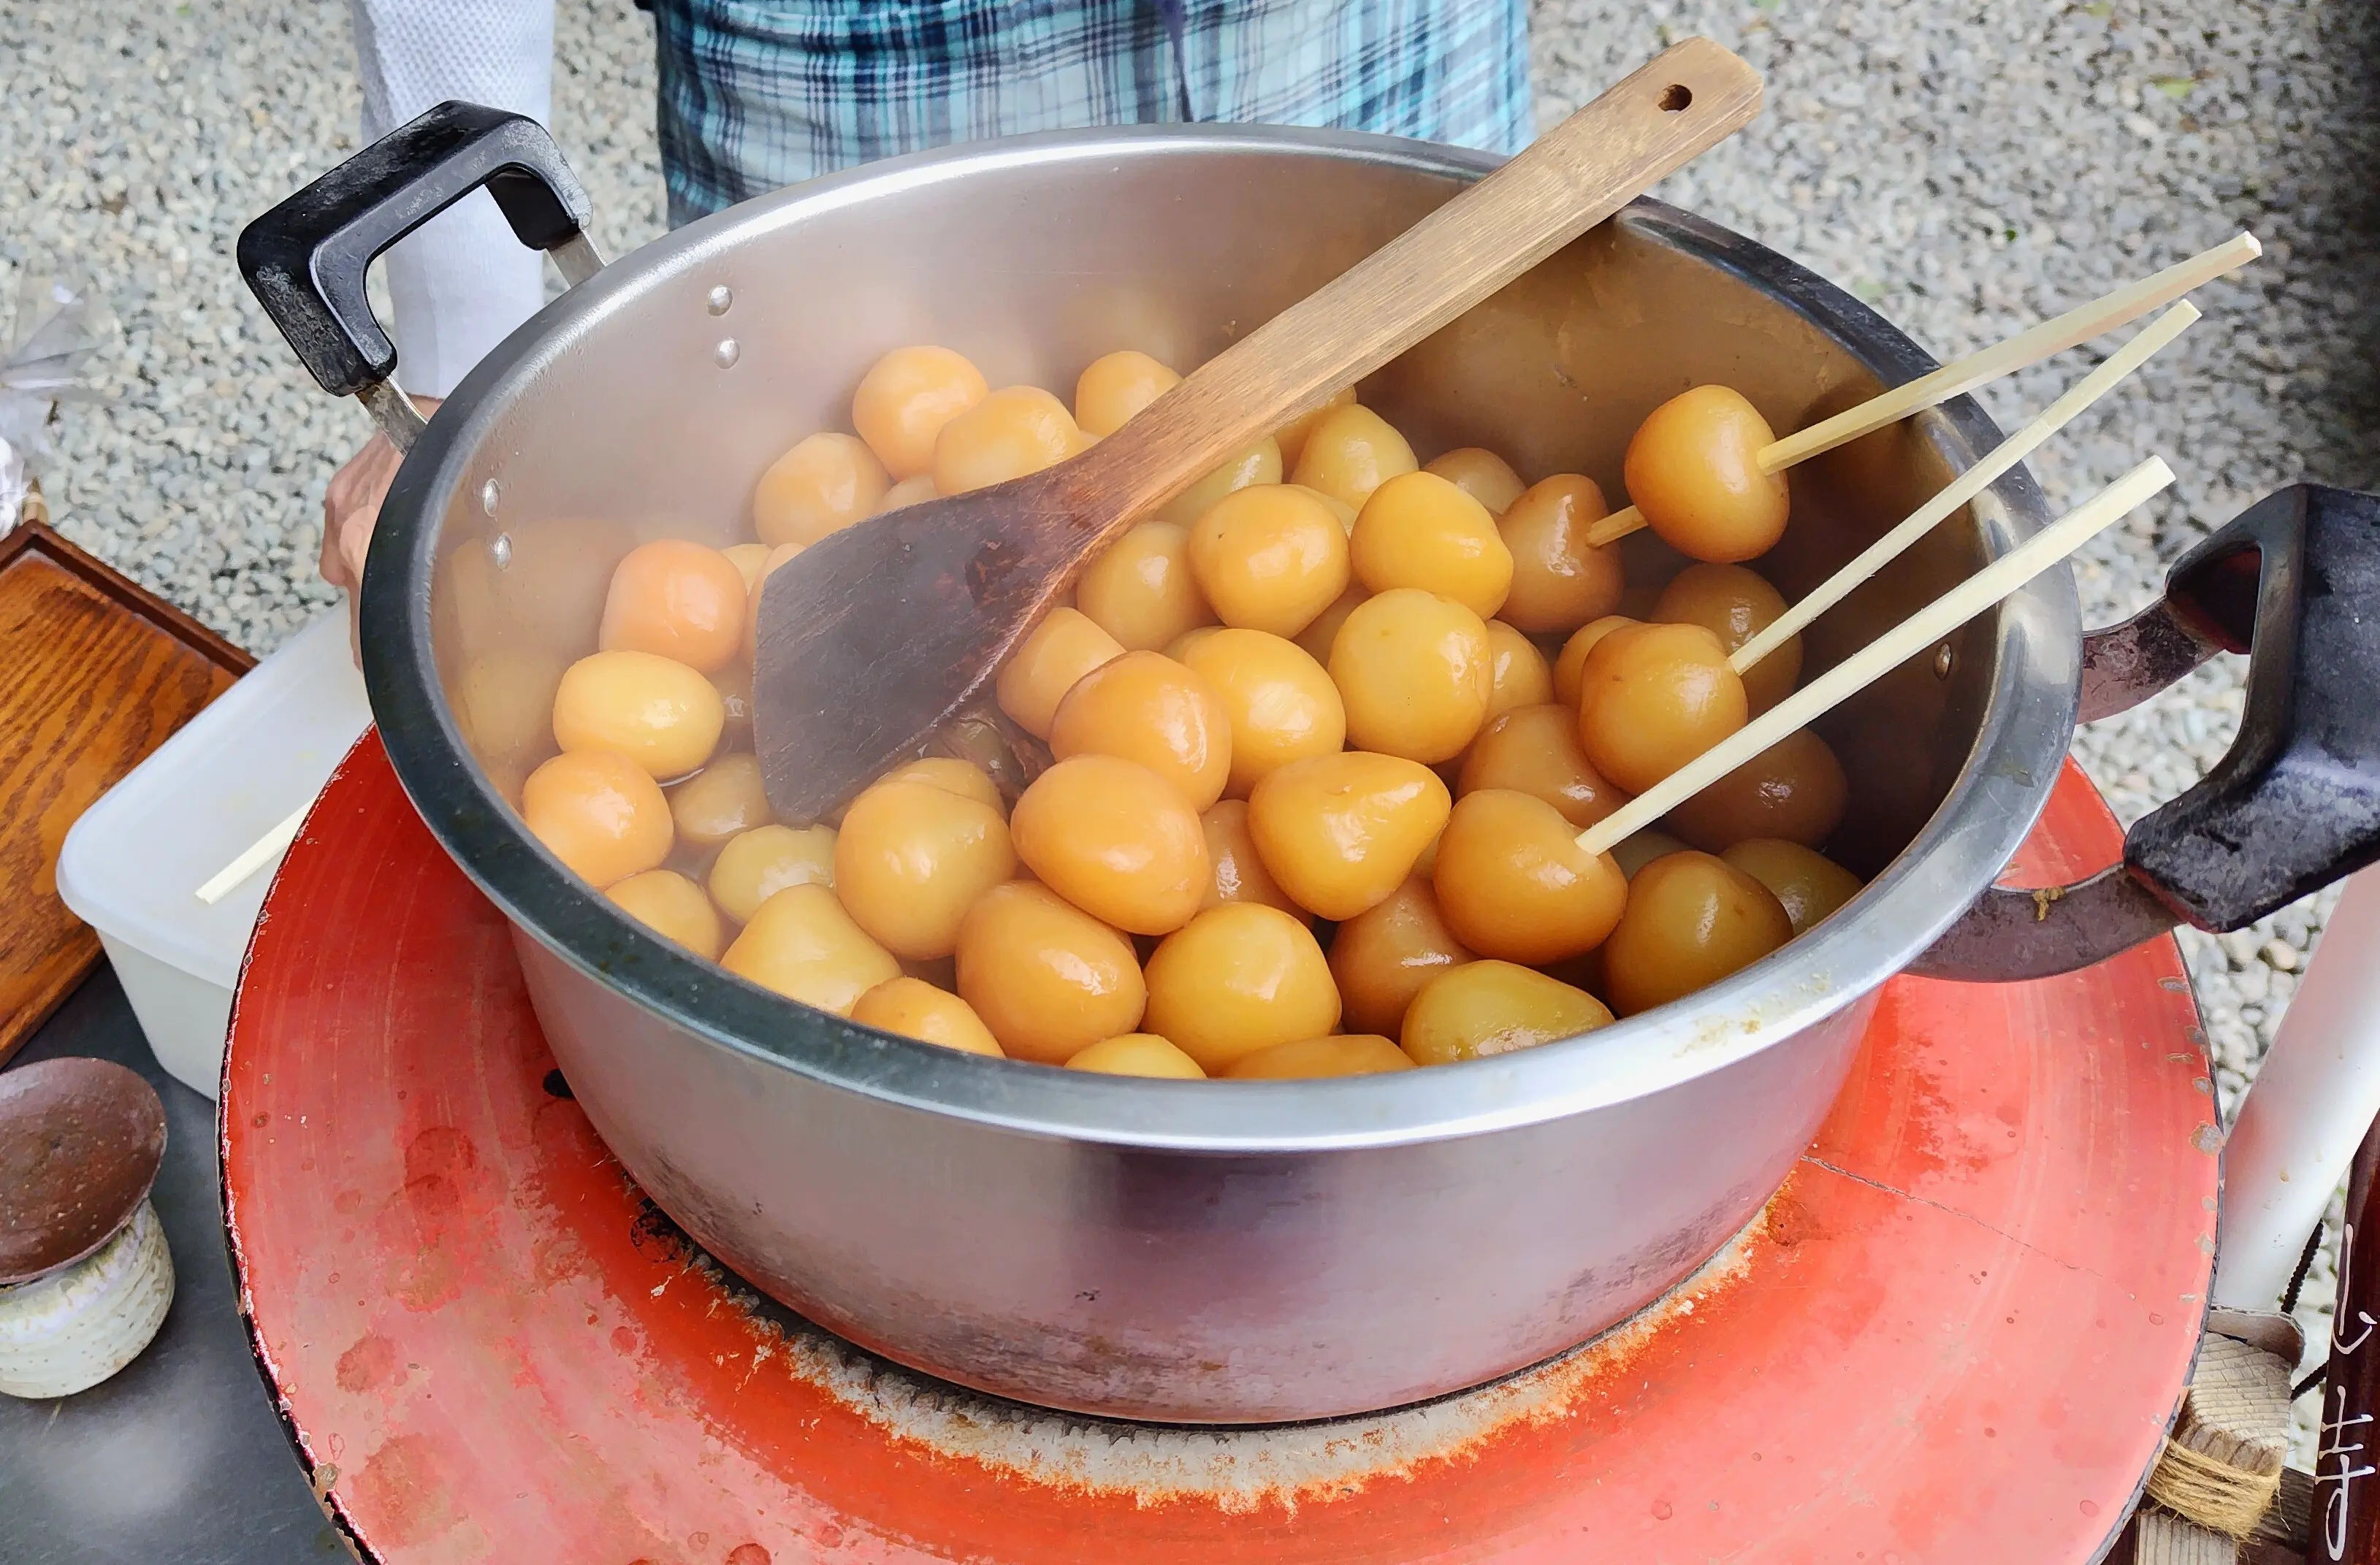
[1652,562,1802,714]
[1574,622,1747,797]
[1600,851,1793,1017]
[1663,727,1848,853]
[1431,789,1628,965]
[1498,475,1625,635]
[1620,386,1790,562]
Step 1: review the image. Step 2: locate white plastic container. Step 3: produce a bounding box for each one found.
[56,611,372,1098]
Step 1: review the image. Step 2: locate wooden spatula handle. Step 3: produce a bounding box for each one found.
[1079,37,1762,524]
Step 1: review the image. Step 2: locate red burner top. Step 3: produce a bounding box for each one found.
[224,737,2216,1563]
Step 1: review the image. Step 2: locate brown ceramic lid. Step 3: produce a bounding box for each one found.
[0,1057,167,1286]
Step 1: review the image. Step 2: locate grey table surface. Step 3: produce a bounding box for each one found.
[0,968,344,1565]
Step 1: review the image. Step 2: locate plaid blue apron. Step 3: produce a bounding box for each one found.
[649,0,1531,225]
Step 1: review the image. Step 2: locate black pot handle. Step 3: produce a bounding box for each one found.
[235,101,602,451]
[1913,483,2380,982]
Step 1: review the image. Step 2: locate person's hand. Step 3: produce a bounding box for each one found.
[321,396,439,646]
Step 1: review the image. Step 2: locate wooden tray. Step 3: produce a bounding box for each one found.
[0,510,252,1065]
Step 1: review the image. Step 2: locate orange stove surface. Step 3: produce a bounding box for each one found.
[223,737,2219,1564]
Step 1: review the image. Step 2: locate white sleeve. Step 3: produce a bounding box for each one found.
[349,0,556,399]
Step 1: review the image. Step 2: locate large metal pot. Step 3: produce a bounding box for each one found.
[237,110,2380,1423]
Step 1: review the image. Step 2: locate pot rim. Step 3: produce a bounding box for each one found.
[360,123,2079,1154]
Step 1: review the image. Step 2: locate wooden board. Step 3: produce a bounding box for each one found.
[0,521,251,1064]
[224,741,2219,1564]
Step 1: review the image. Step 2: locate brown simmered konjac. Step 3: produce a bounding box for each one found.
[496,344,1866,1078]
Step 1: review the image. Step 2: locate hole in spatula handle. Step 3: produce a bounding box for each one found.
[1659,84,1694,110]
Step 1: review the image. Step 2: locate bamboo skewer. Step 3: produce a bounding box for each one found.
[195,798,310,906]
[1580,232,2257,550]
[1574,456,2177,859]
[1728,299,2200,676]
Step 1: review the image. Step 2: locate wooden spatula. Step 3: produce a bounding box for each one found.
[755,38,1762,823]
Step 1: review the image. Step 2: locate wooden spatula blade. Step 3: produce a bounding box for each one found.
[753,476,1078,822]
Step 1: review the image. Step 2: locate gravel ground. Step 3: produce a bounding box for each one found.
[6,0,2376,1467]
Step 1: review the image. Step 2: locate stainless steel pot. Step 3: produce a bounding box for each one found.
[238,108,2380,1423]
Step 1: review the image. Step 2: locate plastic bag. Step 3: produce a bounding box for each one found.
[0,272,115,531]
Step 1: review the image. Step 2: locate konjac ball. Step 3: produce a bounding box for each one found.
[1076,521,1216,652]
[1065,1033,1205,1079]
[1610,828,1691,881]
[522,750,672,887]
[669,752,773,849]
[606,870,725,960]
[1665,728,1849,852]
[1484,621,1554,722]
[956,881,1145,1064]
[1328,588,1492,765]
[1402,960,1614,1066]
[1552,614,1639,708]
[1227,1035,1416,1079]
[454,647,566,767]
[741,541,804,665]
[1187,484,1351,638]
[994,606,1124,738]
[1010,754,1209,935]
[708,823,837,924]
[1433,789,1629,965]
[1723,838,1864,934]
[599,540,749,673]
[1074,349,1181,437]
[1498,475,1625,635]
[876,474,937,513]
[850,977,1004,1057]
[1288,483,1359,534]
[1574,622,1746,795]
[753,432,889,548]
[1159,437,1283,528]
[1175,628,1346,795]
[834,779,1016,958]
[1270,386,1356,468]
[552,649,727,779]
[721,542,771,590]
[1199,799,1301,914]
[1423,447,1527,516]
[933,385,1084,494]
[1142,903,1340,1073]
[1329,877,1474,1036]
[1601,850,1793,1016]
[1293,584,1365,665]
[1048,651,1231,811]
[1622,385,1790,563]
[722,883,901,1014]
[852,344,989,479]
[1458,704,1626,830]
[1246,750,1449,920]
[1349,471,1514,620]
[1289,404,1416,511]
[868,756,1005,814]
[1654,562,1802,714]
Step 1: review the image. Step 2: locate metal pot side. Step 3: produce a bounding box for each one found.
[359,126,2077,1421]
